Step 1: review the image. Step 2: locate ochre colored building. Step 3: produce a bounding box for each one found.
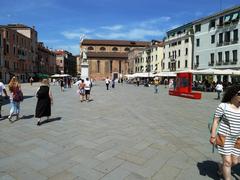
[80,39,150,80]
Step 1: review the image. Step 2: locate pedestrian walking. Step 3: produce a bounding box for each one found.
[35,79,53,126]
[164,78,168,88]
[136,78,140,86]
[112,78,115,88]
[215,81,223,100]
[29,77,34,86]
[84,77,91,101]
[105,77,110,90]
[8,76,23,122]
[154,77,160,93]
[209,85,240,179]
[0,80,8,118]
[78,79,85,102]
[60,78,64,92]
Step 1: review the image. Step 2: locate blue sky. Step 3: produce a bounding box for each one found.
[0,0,239,55]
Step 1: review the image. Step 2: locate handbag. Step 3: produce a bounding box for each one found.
[215,134,226,147]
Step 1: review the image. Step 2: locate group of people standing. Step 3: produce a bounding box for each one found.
[0,77,53,126]
[77,77,92,102]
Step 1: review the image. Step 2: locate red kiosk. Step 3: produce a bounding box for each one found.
[169,72,201,99]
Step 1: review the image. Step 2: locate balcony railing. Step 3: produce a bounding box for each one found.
[231,60,238,65]
[223,61,230,65]
[208,62,214,66]
[231,39,239,44]
[216,61,223,65]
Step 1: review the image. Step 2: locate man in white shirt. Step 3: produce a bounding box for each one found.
[84,78,91,101]
[0,81,8,118]
[105,77,110,90]
[215,82,223,99]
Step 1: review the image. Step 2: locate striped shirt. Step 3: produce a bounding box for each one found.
[215,103,240,137]
[215,103,240,156]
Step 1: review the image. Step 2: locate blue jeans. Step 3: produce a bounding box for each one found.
[154,85,159,93]
[10,101,20,116]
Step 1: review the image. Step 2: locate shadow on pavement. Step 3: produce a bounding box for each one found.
[21,114,34,119]
[197,160,220,180]
[197,161,240,180]
[40,117,62,125]
[2,95,35,105]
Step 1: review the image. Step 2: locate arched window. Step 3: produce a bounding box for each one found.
[100,47,106,51]
[112,47,118,51]
[88,46,94,50]
[124,47,130,51]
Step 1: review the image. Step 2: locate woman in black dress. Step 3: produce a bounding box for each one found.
[35,79,53,125]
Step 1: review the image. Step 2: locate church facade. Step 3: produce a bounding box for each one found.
[80,39,149,80]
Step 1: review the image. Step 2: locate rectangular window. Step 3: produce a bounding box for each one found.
[209,20,216,29]
[97,60,100,73]
[225,51,230,62]
[210,53,214,64]
[195,24,201,32]
[163,53,165,59]
[169,52,171,57]
[185,39,189,43]
[178,50,181,56]
[218,52,222,62]
[178,41,181,45]
[110,60,112,73]
[233,50,238,61]
[178,61,180,68]
[219,16,224,26]
[185,48,188,55]
[119,61,121,73]
[219,33,223,43]
[225,31,230,43]
[155,55,157,61]
[163,62,165,70]
[168,62,170,69]
[196,55,199,65]
[185,60,188,68]
[196,39,200,47]
[211,35,215,44]
[233,29,238,41]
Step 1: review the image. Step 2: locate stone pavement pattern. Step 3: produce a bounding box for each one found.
[0,82,239,180]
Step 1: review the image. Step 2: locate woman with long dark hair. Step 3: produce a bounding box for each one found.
[210,85,240,179]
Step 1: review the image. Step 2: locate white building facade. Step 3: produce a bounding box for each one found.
[162,23,194,73]
[193,5,240,82]
[134,41,163,74]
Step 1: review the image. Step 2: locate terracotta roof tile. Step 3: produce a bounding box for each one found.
[82,39,150,47]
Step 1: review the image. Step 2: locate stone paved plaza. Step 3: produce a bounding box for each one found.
[0,82,239,180]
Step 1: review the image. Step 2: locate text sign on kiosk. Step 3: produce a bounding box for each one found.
[169,72,201,99]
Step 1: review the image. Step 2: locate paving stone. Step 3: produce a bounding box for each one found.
[0,83,226,179]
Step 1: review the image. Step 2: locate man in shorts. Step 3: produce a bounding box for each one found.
[84,78,91,102]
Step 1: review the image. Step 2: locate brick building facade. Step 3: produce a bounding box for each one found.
[55,50,76,76]
[80,39,150,80]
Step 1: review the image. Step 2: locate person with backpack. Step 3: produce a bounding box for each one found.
[8,76,23,122]
[209,85,240,179]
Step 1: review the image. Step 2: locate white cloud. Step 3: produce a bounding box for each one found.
[140,16,171,27]
[96,28,164,40]
[61,28,94,40]
[55,44,80,55]
[101,25,124,31]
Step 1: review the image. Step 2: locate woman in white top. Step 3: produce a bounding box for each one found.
[210,85,240,179]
